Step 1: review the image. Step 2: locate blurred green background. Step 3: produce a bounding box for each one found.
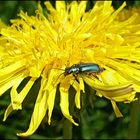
[0,0,140,139]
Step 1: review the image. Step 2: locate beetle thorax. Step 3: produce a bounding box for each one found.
[65,67,79,75]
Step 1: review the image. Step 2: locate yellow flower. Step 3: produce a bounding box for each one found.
[0,1,140,136]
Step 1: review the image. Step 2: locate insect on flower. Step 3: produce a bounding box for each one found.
[64,63,105,79]
[53,63,104,83]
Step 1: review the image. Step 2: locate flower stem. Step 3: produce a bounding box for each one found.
[63,119,72,139]
[127,97,140,139]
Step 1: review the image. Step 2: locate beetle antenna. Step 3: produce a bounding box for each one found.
[51,68,64,71]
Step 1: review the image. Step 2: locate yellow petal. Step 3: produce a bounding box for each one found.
[110,91,136,103]
[56,1,66,13]
[70,1,78,22]
[11,77,36,110]
[100,67,128,85]
[78,76,85,92]
[72,77,85,109]
[96,84,133,97]
[111,100,123,118]
[44,69,62,90]
[78,1,87,15]
[10,78,23,110]
[44,69,61,125]
[17,79,48,136]
[0,74,24,96]
[3,105,13,121]
[44,1,55,13]
[72,80,81,109]
[106,59,140,86]
[83,75,132,91]
[83,75,136,103]
[60,78,78,126]
[3,77,36,121]
[0,60,26,82]
[109,2,126,23]
[47,88,57,125]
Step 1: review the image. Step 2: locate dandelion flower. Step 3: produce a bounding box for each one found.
[0,1,140,136]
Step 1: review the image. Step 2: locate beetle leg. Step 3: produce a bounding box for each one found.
[88,72,99,80]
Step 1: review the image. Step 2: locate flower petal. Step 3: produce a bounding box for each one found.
[17,78,48,136]
[0,60,26,84]
[47,88,57,125]
[10,77,24,110]
[106,59,140,85]
[60,77,78,126]
[77,76,85,92]
[11,77,36,110]
[3,77,36,121]
[0,73,24,96]
[83,75,136,102]
[3,105,13,121]
[111,100,123,118]
[72,80,81,109]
